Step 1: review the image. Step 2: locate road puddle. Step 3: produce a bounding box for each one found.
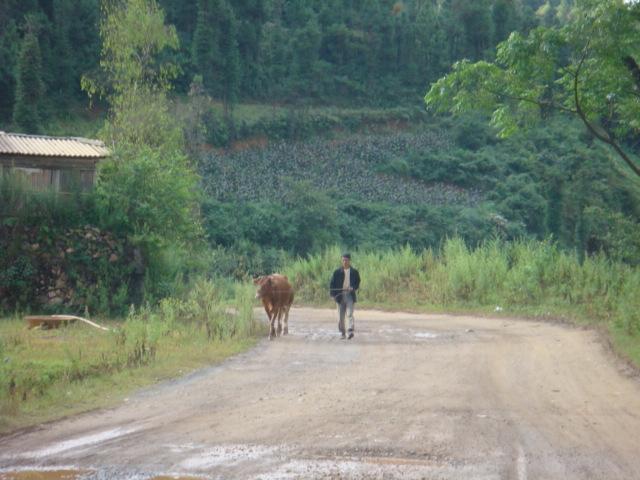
[151,476,204,479]
[0,471,90,480]
[414,332,438,339]
[0,472,202,480]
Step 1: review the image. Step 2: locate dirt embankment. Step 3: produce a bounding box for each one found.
[2,308,640,479]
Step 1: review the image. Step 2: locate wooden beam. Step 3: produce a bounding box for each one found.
[0,155,101,170]
[24,315,111,331]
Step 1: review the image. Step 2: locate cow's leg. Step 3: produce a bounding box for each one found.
[283,305,290,335]
[269,310,276,340]
[276,307,283,336]
[266,304,277,340]
[263,301,272,339]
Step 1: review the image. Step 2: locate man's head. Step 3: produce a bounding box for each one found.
[341,253,351,269]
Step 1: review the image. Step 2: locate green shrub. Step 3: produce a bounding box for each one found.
[203,109,230,147]
[151,277,261,341]
[584,206,640,265]
[615,271,640,335]
[0,173,134,315]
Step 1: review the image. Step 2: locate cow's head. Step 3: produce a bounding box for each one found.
[253,275,272,299]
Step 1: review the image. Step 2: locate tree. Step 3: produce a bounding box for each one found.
[83,0,182,151]
[50,0,74,104]
[258,20,290,99]
[291,14,321,94]
[82,0,201,251]
[13,23,44,133]
[192,0,218,94]
[234,0,266,95]
[217,0,240,114]
[0,20,20,123]
[454,0,495,61]
[191,0,239,113]
[412,0,446,86]
[67,0,101,101]
[283,180,338,255]
[425,0,640,178]
[492,0,521,44]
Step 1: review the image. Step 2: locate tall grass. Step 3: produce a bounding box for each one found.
[283,238,640,334]
[0,278,262,427]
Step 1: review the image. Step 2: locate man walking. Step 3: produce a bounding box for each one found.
[329,253,361,339]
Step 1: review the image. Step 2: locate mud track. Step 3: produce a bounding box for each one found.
[2,308,640,479]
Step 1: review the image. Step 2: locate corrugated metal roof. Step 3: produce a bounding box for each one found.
[0,131,110,158]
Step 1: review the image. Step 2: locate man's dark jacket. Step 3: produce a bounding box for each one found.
[329,267,361,303]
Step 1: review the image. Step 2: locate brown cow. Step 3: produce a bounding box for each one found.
[254,274,294,340]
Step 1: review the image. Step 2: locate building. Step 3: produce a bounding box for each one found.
[0,131,110,192]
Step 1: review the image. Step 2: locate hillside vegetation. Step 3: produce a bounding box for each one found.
[200,114,640,270]
[1,0,640,432]
[1,0,638,305]
[1,0,544,130]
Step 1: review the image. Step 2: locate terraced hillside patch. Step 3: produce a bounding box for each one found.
[201,132,482,207]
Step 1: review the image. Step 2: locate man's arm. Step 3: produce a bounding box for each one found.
[329,270,338,298]
[353,269,361,291]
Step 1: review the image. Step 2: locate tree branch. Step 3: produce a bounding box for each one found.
[574,49,640,178]
[485,88,576,114]
[623,56,640,91]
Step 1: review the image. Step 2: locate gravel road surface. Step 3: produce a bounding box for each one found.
[1,307,640,479]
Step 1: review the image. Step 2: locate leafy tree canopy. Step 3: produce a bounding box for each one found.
[82,0,201,251]
[425,0,640,177]
[82,0,182,151]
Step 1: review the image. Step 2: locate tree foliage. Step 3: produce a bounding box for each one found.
[12,25,44,133]
[82,0,202,254]
[2,0,545,129]
[82,0,182,150]
[96,145,201,248]
[426,0,640,177]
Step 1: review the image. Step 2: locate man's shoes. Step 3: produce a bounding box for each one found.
[348,331,354,339]
[340,332,346,339]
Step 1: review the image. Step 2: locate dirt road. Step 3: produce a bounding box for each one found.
[1,307,640,479]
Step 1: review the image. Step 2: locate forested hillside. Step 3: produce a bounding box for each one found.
[1,0,639,307]
[2,0,556,130]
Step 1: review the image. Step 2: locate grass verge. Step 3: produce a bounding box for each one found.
[284,240,640,369]
[0,280,265,434]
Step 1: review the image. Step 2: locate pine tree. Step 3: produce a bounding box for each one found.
[234,0,266,96]
[453,0,494,60]
[291,14,321,94]
[218,0,240,114]
[413,0,443,86]
[192,0,218,93]
[51,0,74,104]
[0,20,20,123]
[13,27,44,133]
[544,177,563,240]
[192,0,240,111]
[492,0,521,44]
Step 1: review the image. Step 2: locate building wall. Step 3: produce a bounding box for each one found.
[1,156,98,193]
